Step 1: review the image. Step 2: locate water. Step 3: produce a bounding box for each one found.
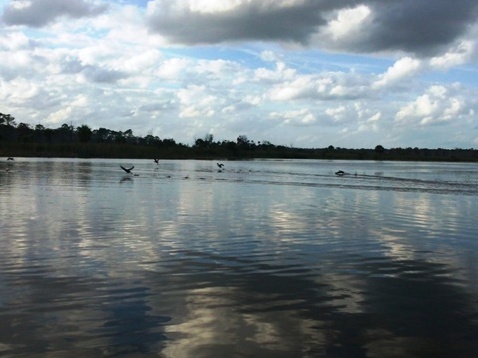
[0,158,477,357]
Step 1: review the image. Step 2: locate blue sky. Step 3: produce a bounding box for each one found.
[1,0,478,148]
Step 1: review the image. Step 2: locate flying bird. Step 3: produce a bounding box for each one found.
[217,163,224,169]
[121,165,134,174]
[335,170,345,176]
[154,159,159,164]
[7,157,14,161]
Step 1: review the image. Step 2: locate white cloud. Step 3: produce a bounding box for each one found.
[270,109,317,126]
[185,0,244,14]
[268,76,314,101]
[320,5,373,46]
[46,106,74,125]
[0,77,40,104]
[0,30,31,50]
[156,58,191,80]
[373,57,422,88]
[396,94,441,124]
[254,61,296,82]
[368,112,381,123]
[325,105,347,122]
[429,40,476,70]
[396,85,474,126]
[177,85,217,118]
[260,50,280,62]
[0,0,477,149]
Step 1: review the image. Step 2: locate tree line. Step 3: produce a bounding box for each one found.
[1,113,478,161]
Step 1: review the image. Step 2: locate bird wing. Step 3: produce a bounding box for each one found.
[121,165,134,172]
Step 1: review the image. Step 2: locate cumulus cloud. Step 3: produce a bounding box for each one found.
[1,0,477,149]
[364,0,478,56]
[270,109,317,126]
[146,0,327,45]
[321,0,478,56]
[61,58,128,83]
[267,70,369,102]
[2,0,108,27]
[325,105,348,123]
[429,40,476,70]
[82,66,128,83]
[146,0,478,57]
[319,4,373,47]
[177,85,217,118]
[373,57,422,88]
[268,76,315,101]
[395,85,474,126]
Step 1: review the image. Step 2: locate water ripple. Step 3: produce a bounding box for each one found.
[0,159,477,357]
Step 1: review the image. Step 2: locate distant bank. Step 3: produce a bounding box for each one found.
[1,119,477,162]
[2,142,478,162]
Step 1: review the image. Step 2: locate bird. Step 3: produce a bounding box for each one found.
[335,170,345,176]
[121,165,134,174]
[154,159,159,164]
[217,163,224,169]
[7,157,14,161]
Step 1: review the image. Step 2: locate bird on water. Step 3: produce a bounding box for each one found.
[121,165,134,174]
[335,170,345,176]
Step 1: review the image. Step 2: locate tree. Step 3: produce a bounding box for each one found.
[194,138,205,147]
[261,140,273,148]
[17,122,31,134]
[54,123,75,142]
[162,138,176,147]
[195,133,214,148]
[93,127,112,142]
[204,133,214,144]
[77,124,93,143]
[144,134,160,146]
[0,113,16,127]
[5,114,15,126]
[115,131,126,144]
[237,135,249,147]
[375,144,385,154]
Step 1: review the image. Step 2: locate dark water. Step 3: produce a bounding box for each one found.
[0,158,477,357]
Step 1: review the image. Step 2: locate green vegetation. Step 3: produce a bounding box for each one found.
[1,113,478,161]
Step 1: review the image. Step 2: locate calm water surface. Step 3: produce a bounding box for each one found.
[0,158,477,357]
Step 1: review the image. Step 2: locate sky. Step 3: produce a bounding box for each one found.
[1,0,478,149]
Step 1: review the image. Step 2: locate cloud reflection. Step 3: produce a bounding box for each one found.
[0,159,477,356]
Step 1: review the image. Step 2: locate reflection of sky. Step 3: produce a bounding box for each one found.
[0,159,477,356]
